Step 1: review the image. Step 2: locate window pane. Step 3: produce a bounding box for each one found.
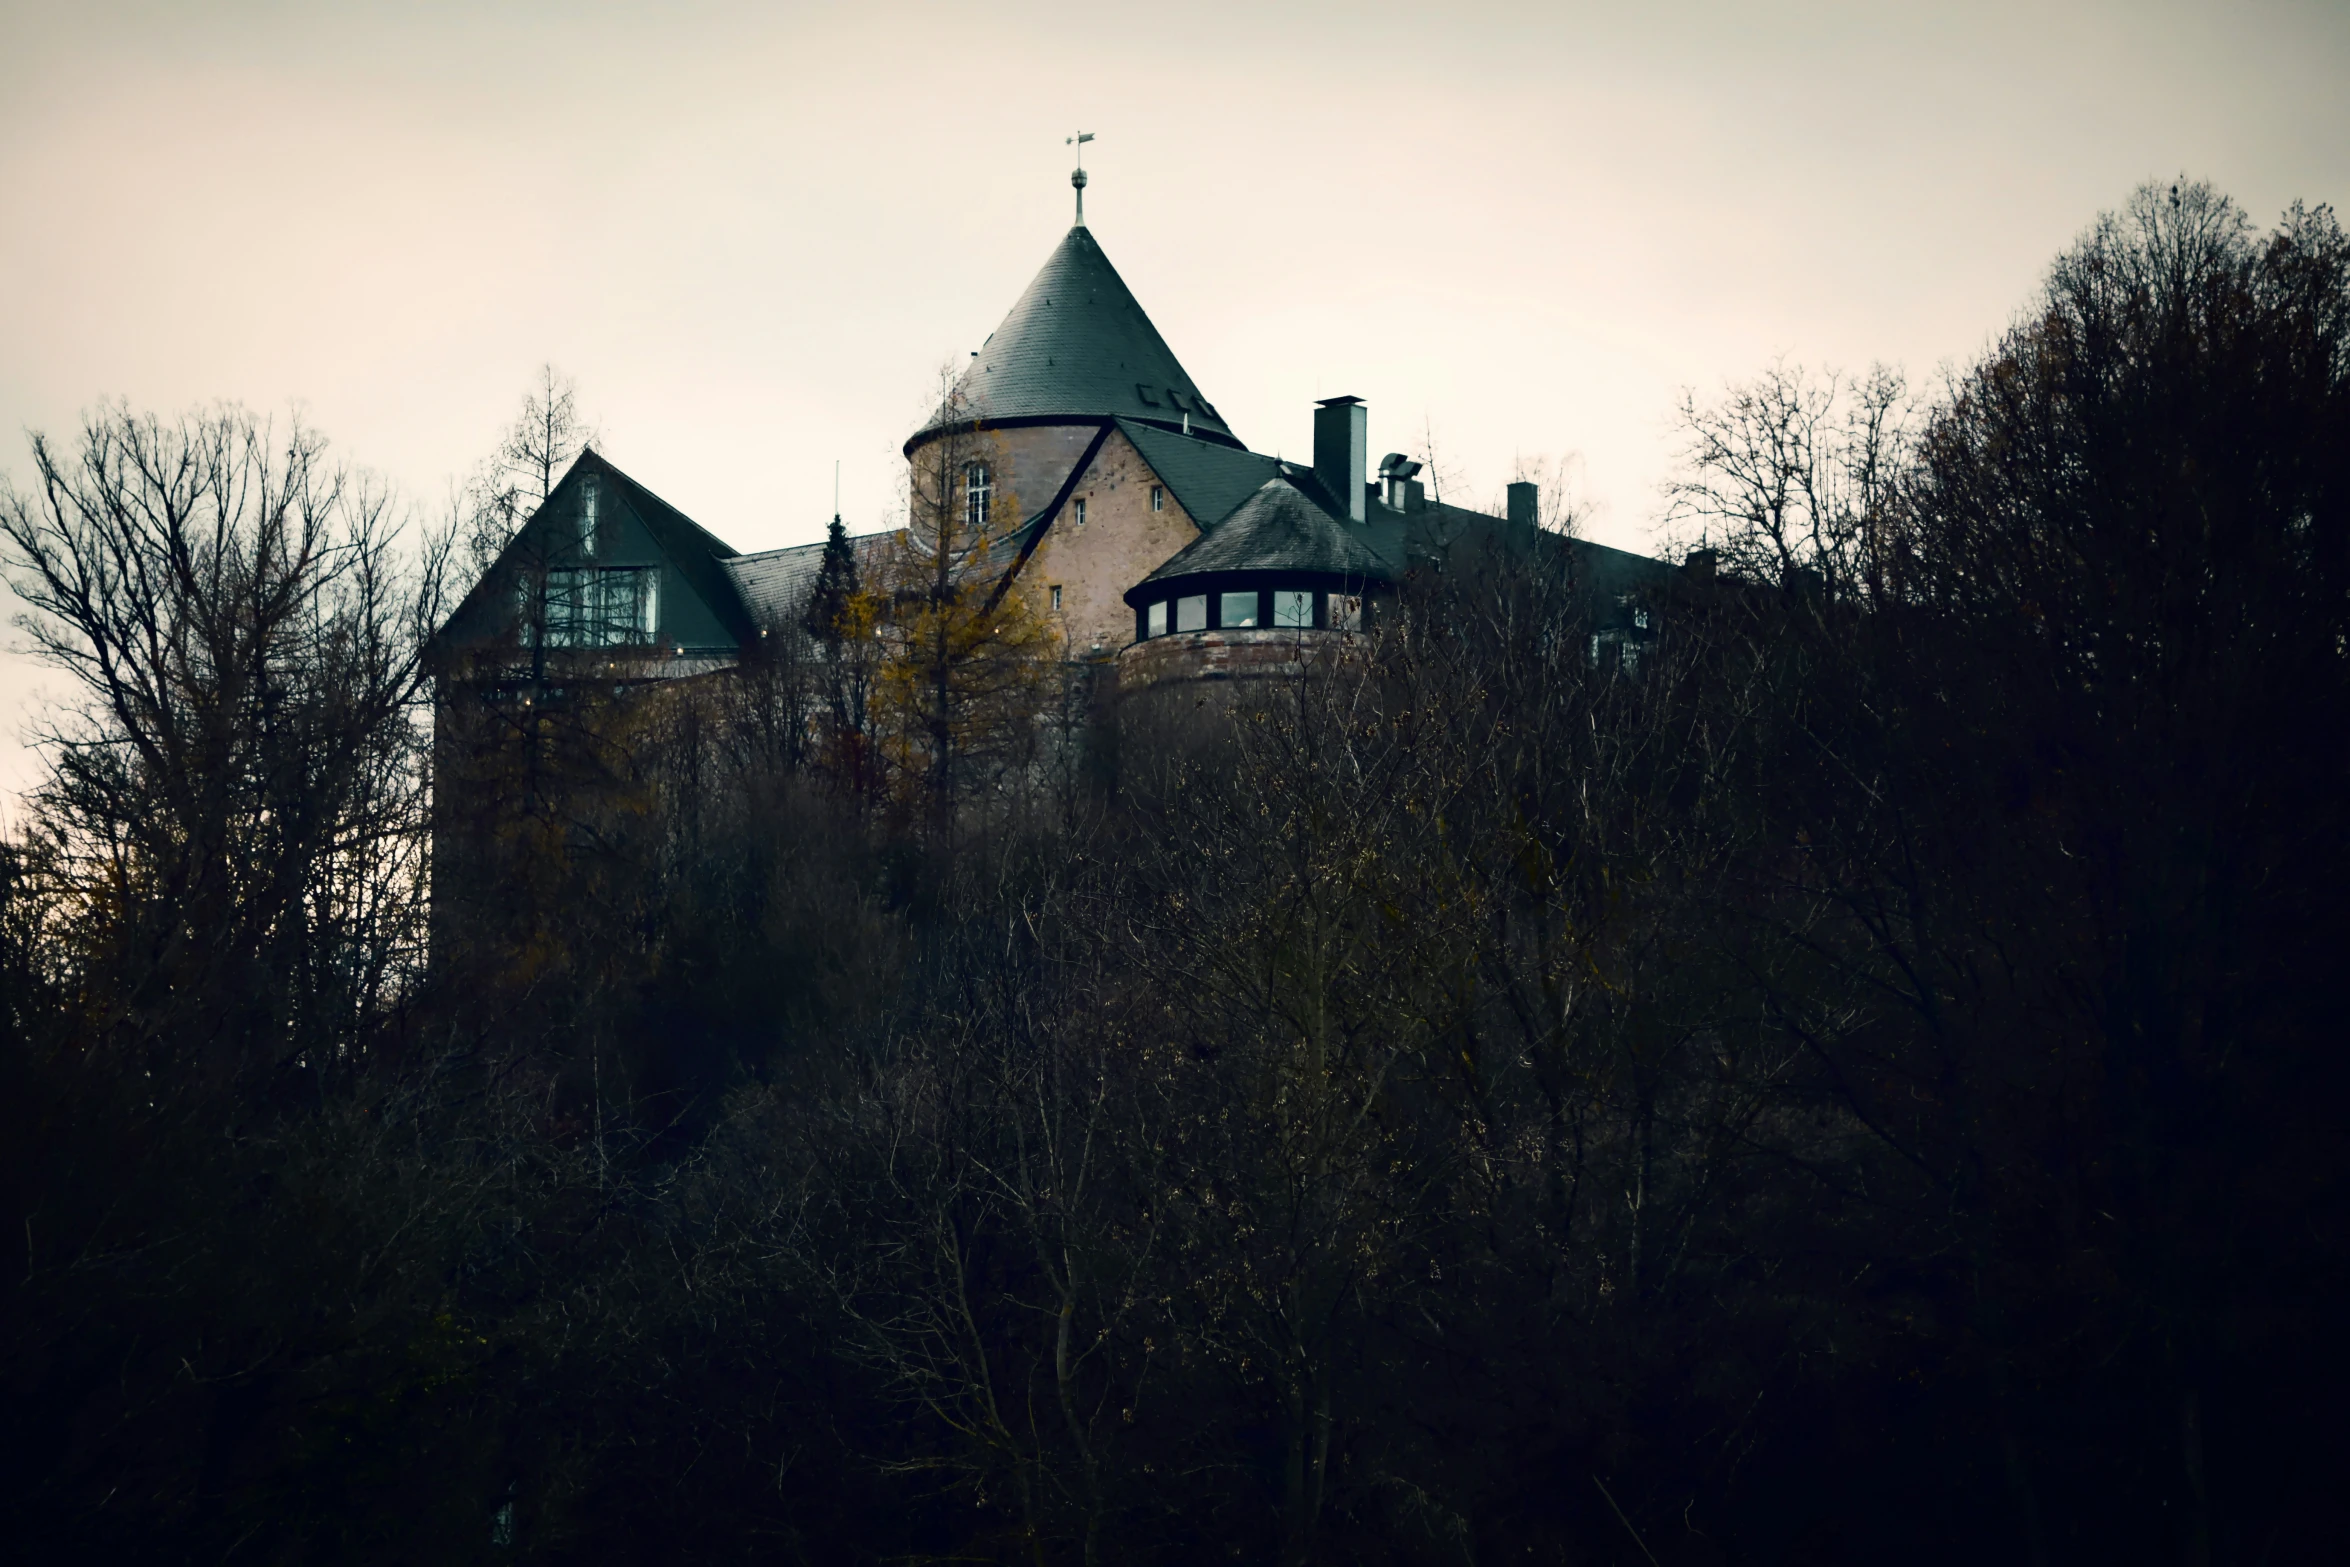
[1327,593,1363,632]
[1175,595,1207,632]
[1220,590,1258,628]
[546,569,582,646]
[1150,485,1164,511]
[1147,600,1168,636]
[965,463,991,530]
[1273,589,1312,627]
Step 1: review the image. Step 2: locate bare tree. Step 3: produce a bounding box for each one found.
[465,364,600,571]
[1664,358,1908,598]
[2,402,448,1071]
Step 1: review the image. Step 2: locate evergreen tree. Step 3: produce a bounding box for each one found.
[803,513,859,643]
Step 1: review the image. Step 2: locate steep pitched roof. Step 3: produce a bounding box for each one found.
[723,527,901,632]
[1134,476,1391,598]
[573,449,757,646]
[1114,420,1282,531]
[428,449,755,660]
[909,227,1242,451]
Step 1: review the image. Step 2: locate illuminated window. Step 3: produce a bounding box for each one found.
[1147,600,1168,637]
[1150,485,1164,511]
[965,463,992,531]
[1273,590,1312,628]
[1176,595,1207,632]
[1220,590,1258,628]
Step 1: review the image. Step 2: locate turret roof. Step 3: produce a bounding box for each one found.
[1132,475,1392,600]
[909,226,1242,452]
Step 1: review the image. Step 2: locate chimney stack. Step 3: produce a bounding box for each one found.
[1506,480,1538,528]
[1314,397,1367,524]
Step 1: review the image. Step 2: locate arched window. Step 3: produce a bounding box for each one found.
[965,463,992,531]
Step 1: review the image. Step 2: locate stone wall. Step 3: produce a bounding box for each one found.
[1114,626,1345,693]
[1015,426,1203,657]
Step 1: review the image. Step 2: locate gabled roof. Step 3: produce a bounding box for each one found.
[573,449,757,646]
[429,448,756,660]
[1114,420,1282,531]
[909,226,1242,452]
[723,527,900,631]
[1132,476,1391,601]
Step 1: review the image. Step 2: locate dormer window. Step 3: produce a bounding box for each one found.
[580,477,600,558]
[965,463,992,531]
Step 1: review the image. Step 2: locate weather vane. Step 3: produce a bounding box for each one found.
[1067,132,1094,226]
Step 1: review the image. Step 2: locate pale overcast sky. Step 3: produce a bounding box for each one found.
[3,0,2345,803]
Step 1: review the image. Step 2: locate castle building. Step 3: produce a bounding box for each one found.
[430,170,1667,695]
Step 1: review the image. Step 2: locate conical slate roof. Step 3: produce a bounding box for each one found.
[909,226,1242,451]
[1130,477,1392,602]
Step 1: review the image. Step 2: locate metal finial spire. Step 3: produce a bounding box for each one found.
[1067,131,1094,225]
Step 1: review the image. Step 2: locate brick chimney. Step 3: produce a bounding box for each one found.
[1506,480,1538,528]
[1314,396,1367,524]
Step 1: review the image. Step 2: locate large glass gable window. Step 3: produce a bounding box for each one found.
[533,567,659,648]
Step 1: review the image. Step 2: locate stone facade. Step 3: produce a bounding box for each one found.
[1115,626,1339,694]
[1014,427,1203,659]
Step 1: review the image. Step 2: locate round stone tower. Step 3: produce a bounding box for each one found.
[902,220,1243,553]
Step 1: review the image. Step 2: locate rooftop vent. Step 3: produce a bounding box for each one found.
[1378,453,1424,513]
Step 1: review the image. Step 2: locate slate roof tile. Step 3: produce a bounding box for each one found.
[911,227,1242,450]
[1114,420,1283,532]
[1136,476,1391,592]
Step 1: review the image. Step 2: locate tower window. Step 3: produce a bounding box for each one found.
[1175,595,1207,632]
[1220,590,1259,628]
[1147,600,1168,637]
[1073,497,1087,526]
[1150,485,1164,512]
[964,463,992,531]
[1050,585,1062,612]
[1273,590,1312,628]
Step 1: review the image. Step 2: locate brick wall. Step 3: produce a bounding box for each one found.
[1014,427,1202,658]
[1114,626,1348,693]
